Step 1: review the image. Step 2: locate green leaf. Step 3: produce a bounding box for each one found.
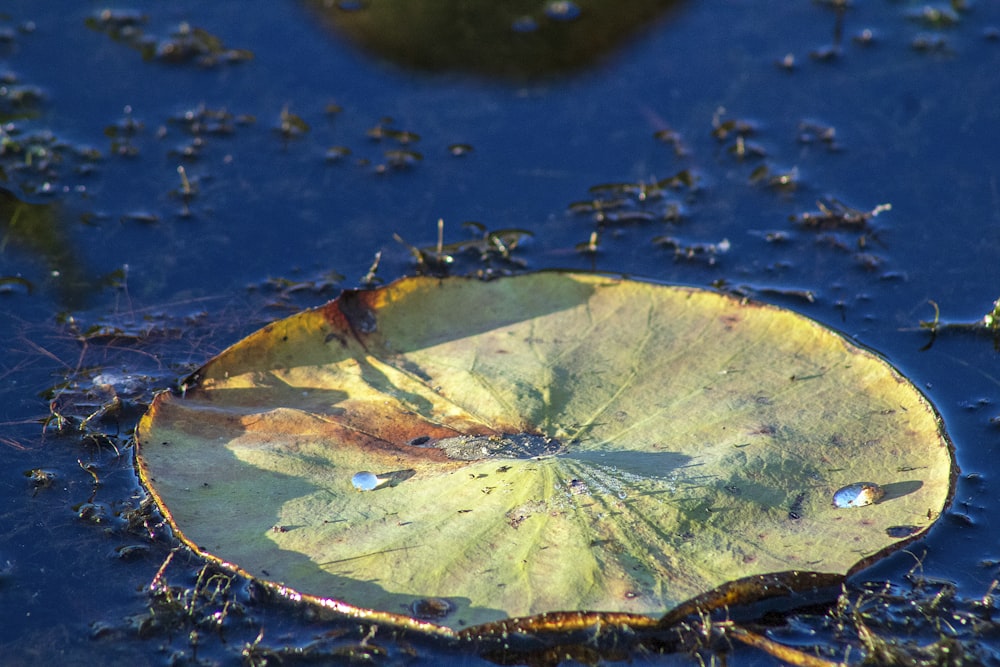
[137,272,954,634]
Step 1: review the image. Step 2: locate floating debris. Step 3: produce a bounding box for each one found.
[589,171,697,201]
[410,597,455,620]
[749,164,799,191]
[750,229,792,244]
[854,252,884,271]
[275,106,310,140]
[852,28,877,46]
[713,108,769,163]
[797,120,839,150]
[114,544,151,560]
[570,171,695,232]
[711,108,757,142]
[652,127,688,156]
[435,433,564,461]
[249,271,343,300]
[809,44,842,62]
[575,230,600,255]
[86,12,253,67]
[366,119,420,144]
[105,105,143,157]
[120,211,160,225]
[394,219,531,276]
[918,297,1000,350]
[173,165,197,200]
[0,74,45,120]
[832,482,884,508]
[729,134,767,160]
[653,235,730,265]
[24,468,57,491]
[584,208,656,226]
[325,145,351,162]
[911,34,950,54]
[794,199,891,230]
[907,6,961,29]
[447,143,473,156]
[84,9,147,41]
[378,148,422,171]
[984,299,1000,332]
[360,250,382,286]
[157,23,254,65]
[568,196,629,218]
[169,104,251,136]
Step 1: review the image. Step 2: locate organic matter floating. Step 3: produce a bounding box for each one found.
[136,271,954,635]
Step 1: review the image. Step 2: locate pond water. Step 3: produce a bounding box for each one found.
[2,1,999,664]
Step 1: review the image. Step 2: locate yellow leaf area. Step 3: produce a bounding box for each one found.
[137,272,953,632]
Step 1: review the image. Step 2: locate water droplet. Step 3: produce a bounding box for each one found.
[832,482,884,508]
[351,471,380,492]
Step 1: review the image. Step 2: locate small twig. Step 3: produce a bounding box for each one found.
[726,624,847,666]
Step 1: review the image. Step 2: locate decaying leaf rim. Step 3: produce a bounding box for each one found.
[135,269,957,644]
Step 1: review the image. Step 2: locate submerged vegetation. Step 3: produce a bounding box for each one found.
[919,298,1000,350]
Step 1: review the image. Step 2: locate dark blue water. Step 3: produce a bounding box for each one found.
[2,1,999,664]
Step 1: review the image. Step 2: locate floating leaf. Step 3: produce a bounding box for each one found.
[136,272,953,636]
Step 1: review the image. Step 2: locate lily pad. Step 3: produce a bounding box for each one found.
[136,272,953,635]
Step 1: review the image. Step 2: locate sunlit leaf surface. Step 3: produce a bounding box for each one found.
[137,272,953,632]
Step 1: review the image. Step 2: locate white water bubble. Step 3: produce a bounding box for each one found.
[351,471,380,492]
[832,482,884,508]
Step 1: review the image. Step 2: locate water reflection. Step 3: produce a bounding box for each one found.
[0,187,94,308]
[302,0,685,78]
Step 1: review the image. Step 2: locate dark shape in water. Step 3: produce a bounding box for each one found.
[0,187,94,308]
[302,0,685,79]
